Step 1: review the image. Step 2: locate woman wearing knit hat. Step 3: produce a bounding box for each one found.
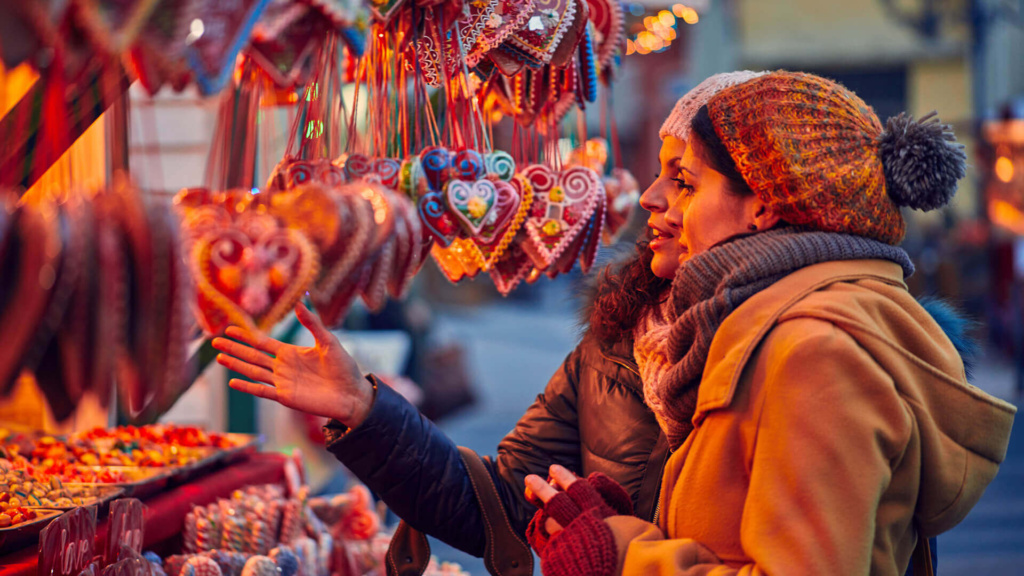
[212,73,761,570]
[525,71,1016,576]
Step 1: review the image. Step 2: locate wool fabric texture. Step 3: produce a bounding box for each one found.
[658,71,766,143]
[705,71,964,245]
[642,227,915,449]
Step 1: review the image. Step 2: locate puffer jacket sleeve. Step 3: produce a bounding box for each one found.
[323,342,586,557]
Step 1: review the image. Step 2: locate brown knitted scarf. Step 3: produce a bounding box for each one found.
[637,228,914,450]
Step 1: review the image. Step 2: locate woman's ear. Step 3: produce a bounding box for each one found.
[750,199,782,231]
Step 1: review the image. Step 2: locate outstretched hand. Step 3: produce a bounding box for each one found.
[212,303,374,428]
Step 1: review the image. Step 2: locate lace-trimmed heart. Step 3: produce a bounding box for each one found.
[476,175,533,270]
[504,0,576,66]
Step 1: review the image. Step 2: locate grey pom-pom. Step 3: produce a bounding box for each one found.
[878,111,966,211]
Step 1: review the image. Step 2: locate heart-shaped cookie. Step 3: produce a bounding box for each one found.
[373,157,402,189]
[446,179,498,237]
[343,153,374,181]
[469,0,536,66]
[476,175,532,270]
[418,189,460,247]
[504,0,576,66]
[420,146,452,191]
[488,230,534,296]
[0,201,64,396]
[388,193,423,298]
[192,225,320,336]
[484,151,517,182]
[519,164,602,269]
[585,0,624,69]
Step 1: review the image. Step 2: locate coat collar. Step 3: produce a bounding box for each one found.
[692,259,908,424]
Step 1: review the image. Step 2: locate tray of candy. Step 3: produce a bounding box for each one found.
[168,434,262,482]
[23,484,125,511]
[0,508,61,553]
[64,466,174,499]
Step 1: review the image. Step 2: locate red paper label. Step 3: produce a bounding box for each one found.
[38,508,97,576]
[105,499,145,564]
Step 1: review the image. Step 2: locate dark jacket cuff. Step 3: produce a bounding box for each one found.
[323,374,381,446]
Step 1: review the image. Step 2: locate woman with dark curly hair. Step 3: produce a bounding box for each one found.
[524,70,1016,576]
[211,72,763,566]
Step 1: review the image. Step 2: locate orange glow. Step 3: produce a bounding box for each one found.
[672,3,688,17]
[626,39,636,55]
[658,10,676,26]
[996,156,1015,183]
[644,16,656,29]
[635,41,651,55]
[989,198,1024,236]
[682,8,699,24]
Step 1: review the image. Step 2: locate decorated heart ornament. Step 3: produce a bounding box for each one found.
[420,146,452,191]
[372,158,402,189]
[476,175,532,269]
[343,153,374,181]
[446,179,498,237]
[488,230,534,296]
[418,189,460,247]
[484,150,517,181]
[585,0,624,70]
[192,225,320,335]
[504,0,576,66]
[451,149,486,181]
[469,0,536,66]
[520,164,602,270]
[185,0,272,95]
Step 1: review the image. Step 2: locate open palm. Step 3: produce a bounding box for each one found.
[211,303,374,427]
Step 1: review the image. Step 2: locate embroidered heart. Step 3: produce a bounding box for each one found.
[485,151,517,181]
[504,0,576,66]
[446,180,498,237]
[520,164,602,269]
[418,189,460,247]
[420,146,452,191]
[469,0,536,66]
[192,225,320,335]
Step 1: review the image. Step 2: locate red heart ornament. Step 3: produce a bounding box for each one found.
[488,231,534,296]
[504,0,577,65]
[519,165,602,269]
[476,175,532,270]
[446,179,499,237]
[469,0,536,66]
[192,224,320,336]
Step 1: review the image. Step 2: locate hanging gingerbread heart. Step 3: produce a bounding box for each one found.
[388,194,423,298]
[131,0,198,95]
[579,187,605,273]
[185,0,272,95]
[271,184,343,255]
[446,179,499,236]
[469,0,536,66]
[476,175,532,270]
[451,149,486,181]
[361,236,396,312]
[0,201,64,397]
[549,0,588,67]
[418,189,460,247]
[489,230,535,296]
[311,189,375,308]
[248,5,324,90]
[420,147,452,190]
[372,158,402,190]
[504,0,576,66]
[192,224,320,335]
[343,153,374,181]
[585,0,624,70]
[431,238,485,283]
[519,164,602,270]
[484,150,517,181]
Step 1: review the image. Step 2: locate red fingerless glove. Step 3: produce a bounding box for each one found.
[541,510,618,576]
[528,473,630,557]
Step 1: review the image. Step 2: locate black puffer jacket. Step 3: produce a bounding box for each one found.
[323,331,669,557]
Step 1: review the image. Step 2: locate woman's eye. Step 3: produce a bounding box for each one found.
[671,178,695,194]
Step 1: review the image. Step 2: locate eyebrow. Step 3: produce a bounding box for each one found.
[679,165,696,176]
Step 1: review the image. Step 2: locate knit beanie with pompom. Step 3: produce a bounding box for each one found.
[659,71,767,142]
[703,70,967,245]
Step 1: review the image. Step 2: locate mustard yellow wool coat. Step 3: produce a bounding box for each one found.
[603,259,1015,576]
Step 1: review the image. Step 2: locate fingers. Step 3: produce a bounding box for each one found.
[212,337,275,370]
[525,475,560,505]
[228,378,280,402]
[217,353,276,385]
[295,302,334,347]
[224,325,282,355]
[549,464,578,491]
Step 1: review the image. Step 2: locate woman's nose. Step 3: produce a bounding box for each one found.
[639,181,667,213]
[665,197,684,229]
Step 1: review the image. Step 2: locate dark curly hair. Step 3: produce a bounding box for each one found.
[588,238,671,345]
